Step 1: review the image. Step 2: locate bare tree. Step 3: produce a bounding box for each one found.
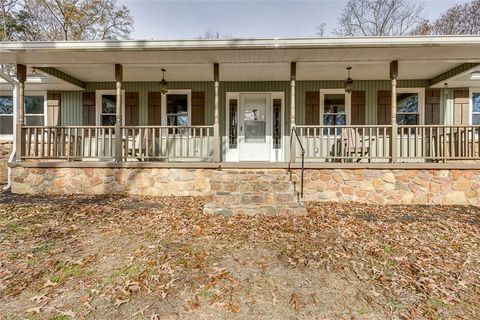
[411,0,480,35]
[335,0,424,36]
[198,29,232,40]
[0,0,20,40]
[316,22,326,37]
[11,0,134,41]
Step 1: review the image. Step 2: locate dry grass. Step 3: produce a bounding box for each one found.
[0,192,478,319]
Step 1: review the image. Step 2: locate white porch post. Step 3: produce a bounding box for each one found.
[290,62,297,163]
[115,64,123,162]
[16,65,26,162]
[390,61,398,163]
[213,63,220,163]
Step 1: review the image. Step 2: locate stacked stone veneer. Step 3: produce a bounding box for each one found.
[0,141,13,183]
[293,169,480,206]
[10,166,480,206]
[11,167,213,196]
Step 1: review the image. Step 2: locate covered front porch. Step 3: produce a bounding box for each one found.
[2,37,480,168]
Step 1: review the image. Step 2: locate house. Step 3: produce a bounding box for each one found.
[1,36,480,211]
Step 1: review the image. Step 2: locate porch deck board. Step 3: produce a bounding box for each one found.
[9,160,480,170]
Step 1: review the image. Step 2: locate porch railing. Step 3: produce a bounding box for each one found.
[296,124,480,163]
[20,125,214,162]
[21,126,116,160]
[122,126,214,161]
[19,124,480,164]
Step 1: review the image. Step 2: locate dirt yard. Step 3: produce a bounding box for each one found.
[0,193,478,320]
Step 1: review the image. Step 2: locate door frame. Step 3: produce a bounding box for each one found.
[225,91,285,162]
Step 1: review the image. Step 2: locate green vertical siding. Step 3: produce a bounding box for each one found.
[60,79,445,127]
[296,80,430,125]
[60,91,83,125]
[85,82,215,125]
[61,82,215,126]
[56,80,457,161]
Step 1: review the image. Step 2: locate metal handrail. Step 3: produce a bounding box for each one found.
[289,127,305,203]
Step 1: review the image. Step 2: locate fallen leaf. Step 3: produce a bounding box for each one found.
[114,298,130,308]
[30,293,51,304]
[289,293,305,311]
[43,279,58,288]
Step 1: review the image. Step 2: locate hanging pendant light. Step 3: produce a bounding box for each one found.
[344,66,353,94]
[160,68,169,94]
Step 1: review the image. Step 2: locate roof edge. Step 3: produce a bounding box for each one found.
[2,35,480,52]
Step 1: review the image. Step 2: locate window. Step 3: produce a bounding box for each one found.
[161,90,191,133]
[471,91,480,125]
[320,89,351,134]
[272,98,282,149]
[100,95,116,126]
[24,96,45,126]
[323,94,347,125]
[0,93,46,138]
[95,90,125,126]
[166,94,188,126]
[395,88,424,125]
[0,96,13,135]
[396,93,419,125]
[228,98,238,149]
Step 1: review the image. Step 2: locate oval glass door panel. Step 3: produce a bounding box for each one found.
[239,94,271,161]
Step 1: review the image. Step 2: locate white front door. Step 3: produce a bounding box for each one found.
[239,93,271,161]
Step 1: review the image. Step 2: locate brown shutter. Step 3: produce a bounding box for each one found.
[377,90,392,125]
[82,92,96,125]
[425,89,441,125]
[124,92,139,126]
[191,91,205,125]
[305,91,319,125]
[453,89,469,125]
[47,92,61,126]
[351,91,365,125]
[148,92,161,125]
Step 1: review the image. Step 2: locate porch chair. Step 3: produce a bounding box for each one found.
[337,127,375,163]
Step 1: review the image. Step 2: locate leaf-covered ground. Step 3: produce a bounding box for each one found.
[0,192,478,319]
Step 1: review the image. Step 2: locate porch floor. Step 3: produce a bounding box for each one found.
[9,160,480,170]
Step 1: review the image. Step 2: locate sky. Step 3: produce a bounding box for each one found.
[118,0,472,40]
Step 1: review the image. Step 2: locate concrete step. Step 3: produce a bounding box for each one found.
[204,169,305,216]
[208,191,297,205]
[210,174,293,183]
[210,181,294,193]
[204,203,307,216]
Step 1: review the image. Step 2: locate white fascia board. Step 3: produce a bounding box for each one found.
[2,36,480,52]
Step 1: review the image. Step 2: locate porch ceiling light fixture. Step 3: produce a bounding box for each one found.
[344,66,353,94]
[160,68,168,94]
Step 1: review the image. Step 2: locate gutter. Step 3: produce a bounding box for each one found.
[2,35,480,52]
[0,69,18,191]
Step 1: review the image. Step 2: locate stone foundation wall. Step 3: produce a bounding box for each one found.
[11,167,215,196]
[10,166,480,206]
[0,141,13,184]
[296,169,480,206]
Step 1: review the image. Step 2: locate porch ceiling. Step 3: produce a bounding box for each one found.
[2,36,480,83]
[430,65,480,88]
[42,60,462,82]
[0,76,84,91]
